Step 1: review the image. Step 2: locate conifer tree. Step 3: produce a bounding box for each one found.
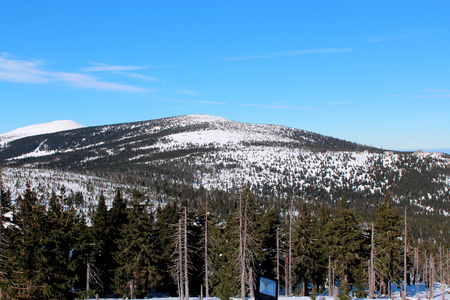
[374,194,403,297]
[293,202,324,296]
[41,191,85,299]
[325,199,368,300]
[114,190,157,298]
[209,213,239,300]
[1,186,47,299]
[253,208,280,278]
[153,201,180,294]
[91,192,114,297]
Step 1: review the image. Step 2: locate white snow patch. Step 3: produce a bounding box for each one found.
[0,120,85,146]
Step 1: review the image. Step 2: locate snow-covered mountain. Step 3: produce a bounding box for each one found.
[0,120,85,146]
[1,114,449,221]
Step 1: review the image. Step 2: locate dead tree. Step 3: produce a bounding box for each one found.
[430,254,435,299]
[203,195,210,298]
[402,209,408,300]
[238,187,256,300]
[173,205,190,300]
[369,223,376,299]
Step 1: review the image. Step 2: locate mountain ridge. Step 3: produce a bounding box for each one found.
[0,114,449,220]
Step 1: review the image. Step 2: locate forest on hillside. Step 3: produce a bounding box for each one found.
[0,179,449,300]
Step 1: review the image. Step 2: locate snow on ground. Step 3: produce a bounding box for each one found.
[93,283,450,300]
[0,120,85,146]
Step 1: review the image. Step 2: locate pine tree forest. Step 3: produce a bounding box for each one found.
[0,175,449,299]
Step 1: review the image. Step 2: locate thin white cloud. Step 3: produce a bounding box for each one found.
[226,48,351,61]
[244,103,317,110]
[391,94,432,98]
[82,62,159,82]
[177,89,198,95]
[81,64,148,72]
[330,101,351,105]
[0,55,151,92]
[392,89,450,98]
[123,72,158,82]
[195,100,228,105]
[368,35,411,43]
[422,89,450,93]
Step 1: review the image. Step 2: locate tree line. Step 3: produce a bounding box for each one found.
[0,181,449,299]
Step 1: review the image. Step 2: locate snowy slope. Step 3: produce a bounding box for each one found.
[0,120,85,146]
[1,114,449,220]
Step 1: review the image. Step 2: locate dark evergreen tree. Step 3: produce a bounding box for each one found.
[114,190,158,298]
[253,208,280,278]
[325,199,368,299]
[374,194,403,297]
[0,186,47,299]
[293,202,325,296]
[91,192,113,297]
[209,214,239,300]
[40,191,85,299]
[153,201,180,294]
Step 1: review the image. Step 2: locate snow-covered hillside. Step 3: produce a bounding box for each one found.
[1,114,449,220]
[0,120,85,146]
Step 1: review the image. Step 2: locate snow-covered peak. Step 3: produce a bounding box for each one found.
[0,120,85,146]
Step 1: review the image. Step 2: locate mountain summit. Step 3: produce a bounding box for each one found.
[0,114,449,223]
[0,120,85,146]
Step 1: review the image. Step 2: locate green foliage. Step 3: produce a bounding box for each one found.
[325,199,368,291]
[209,214,239,300]
[374,194,403,297]
[0,186,88,299]
[0,178,445,299]
[114,191,157,298]
[152,201,180,294]
[293,203,326,295]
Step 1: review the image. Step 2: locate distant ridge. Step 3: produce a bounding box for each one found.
[0,120,85,146]
[397,149,450,155]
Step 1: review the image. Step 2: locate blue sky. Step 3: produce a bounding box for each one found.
[1,0,449,150]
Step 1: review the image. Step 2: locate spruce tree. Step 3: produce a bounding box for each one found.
[1,186,47,299]
[114,190,157,298]
[153,201,180,295]
[41,191,84,299]
[253,208,280,278]
[374,194,403,297]
[325,199,368,300]
[293,202,324,296]
[91,192,113,297]
[209,213,240,300]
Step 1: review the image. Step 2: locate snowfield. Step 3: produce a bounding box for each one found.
[0,120,85,146]
[88,283,450,300]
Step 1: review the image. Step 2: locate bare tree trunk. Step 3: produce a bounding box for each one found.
[415,247,419,299]
[332,264,337,300]
[276,227,280,298]
[204,196,210,298]
[86,263,90,295]
[447,248,450,285]
[424,251,429,296]
[249,267,254,299]
[183,207,189,300]
[369,223,376,299]
[239,192,246,300]
[403,209,407,300]
[439,245,443,284]
[178,218,184,300]
[430,254,435,299]
[285,254,288,297]
[328,256,333,296]
[287,198,293,297]
[240,195,244,298]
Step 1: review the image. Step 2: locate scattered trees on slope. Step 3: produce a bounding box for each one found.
[0,180,449,300]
